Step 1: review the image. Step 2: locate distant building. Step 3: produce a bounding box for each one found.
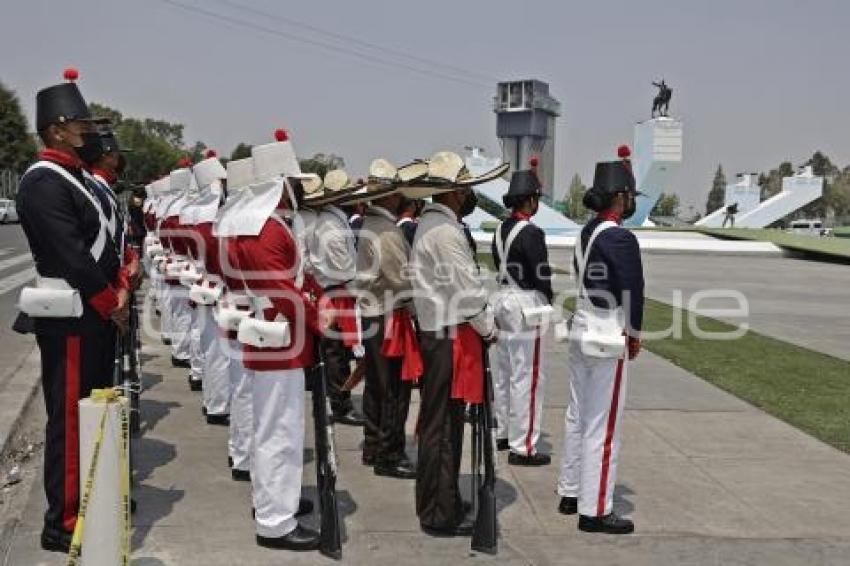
[494,80,561,201]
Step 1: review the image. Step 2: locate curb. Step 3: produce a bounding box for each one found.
[0,346,41,460]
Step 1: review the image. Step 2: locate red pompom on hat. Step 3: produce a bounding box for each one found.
[528,156,539,168]
[176,156,193,168]
[63,67,79,82]
[274,128,289,142]
[204,149,217,159]
[617,144,631,159]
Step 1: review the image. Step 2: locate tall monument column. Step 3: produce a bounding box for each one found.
[624,116,683,227]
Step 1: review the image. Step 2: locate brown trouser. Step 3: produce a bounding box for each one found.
[415,330,465,530]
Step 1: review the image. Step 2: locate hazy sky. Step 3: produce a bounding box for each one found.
[3,0,849,212]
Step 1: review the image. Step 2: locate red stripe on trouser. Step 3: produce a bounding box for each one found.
[596,357,624,516]
[63,335,81,532]
[524,330,541,455]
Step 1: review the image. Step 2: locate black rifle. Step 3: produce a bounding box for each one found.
[127,290,142,435]
[313,343,342,560]
[471,345,498,554]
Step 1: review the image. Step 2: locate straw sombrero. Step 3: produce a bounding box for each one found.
[304,169,364,206]
[336,159,407,205]
[398,151,509,199]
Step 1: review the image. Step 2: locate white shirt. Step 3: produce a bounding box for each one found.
[410,203,494,335]
[353,205,411,317]
[307,204,356,289]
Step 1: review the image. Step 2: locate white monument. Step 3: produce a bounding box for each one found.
[624,117,684,227]
[697,166,823,228]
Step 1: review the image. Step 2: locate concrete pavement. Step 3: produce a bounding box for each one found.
[0,224,39,459]
[5,310,850,565]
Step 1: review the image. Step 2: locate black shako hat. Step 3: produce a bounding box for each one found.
[589,161,638,195]
[35,68,108,131]
[503,170,542,208]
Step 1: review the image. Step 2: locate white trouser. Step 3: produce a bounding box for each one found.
[492,289,546,456]
[169,286,192,361]
[200,307,231,416]
[189,303,204,383]
[228,339,253,472]
[158,277,172,340]
[556,335,629,517]
[252,368,305,538]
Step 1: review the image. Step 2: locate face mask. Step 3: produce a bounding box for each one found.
[75,131,105,166]
[459,190,478,218]
[622,193,637,219]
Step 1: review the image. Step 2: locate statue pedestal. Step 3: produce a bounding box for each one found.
[625,117,683,227]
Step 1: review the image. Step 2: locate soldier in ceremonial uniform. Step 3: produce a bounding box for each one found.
[213,157,257,480]
[555,160,644,534]
[88,129,142,288]
[16,69,128,553]
[159,164,194,368]
[348,159,423,479]
[305,169,366,427]
[490,169,553,465]
[227,133,329,551]
[188,150,231,424]
[409,151,507,536]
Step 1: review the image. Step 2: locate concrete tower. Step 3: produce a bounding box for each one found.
[494,80,561,201]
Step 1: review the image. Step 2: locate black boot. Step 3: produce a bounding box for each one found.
[558,496,578,515]
[508,452,551,466]
[331,409,366,426]
[171,356,190,368]
[231,468,251,481]
[256,524,320,551]
[40,527,71,553]
[206,413,230,426]
[374,456,417,479]
[578,513,634,534]
[496,438,509,451]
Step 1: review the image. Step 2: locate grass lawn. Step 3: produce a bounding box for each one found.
[478,250,850,451]
[696,228,850,260]
[562,295,850,453]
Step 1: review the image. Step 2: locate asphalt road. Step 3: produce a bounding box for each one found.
[549,247,850,361]
[0,224,37,391]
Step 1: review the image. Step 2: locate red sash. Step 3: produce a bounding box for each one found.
[328,293,358,348]
[451,324,484,404]
[381,309,424,382]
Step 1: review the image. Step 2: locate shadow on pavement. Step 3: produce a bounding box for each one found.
[134,436,177,484]
[298,486,357,545]
[131,482,185,550]
[139,397,180,437]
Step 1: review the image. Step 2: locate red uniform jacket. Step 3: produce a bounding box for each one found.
[230,217,322,371]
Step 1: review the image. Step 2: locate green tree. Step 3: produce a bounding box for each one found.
[565,173,587,221]
[758,161,793,201]
[706,164,726,215]
[299,153,345,180]
[230,143,252,161]
[88,102,205,182]
[0,81,37,172]
[652,193,680,217]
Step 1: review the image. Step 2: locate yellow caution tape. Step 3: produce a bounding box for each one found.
[67,388,131,566]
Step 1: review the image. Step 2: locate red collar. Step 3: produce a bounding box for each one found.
[91,167,117,185]
[597,210,622,224]
[511,211,532,221]
[39,149,83,171]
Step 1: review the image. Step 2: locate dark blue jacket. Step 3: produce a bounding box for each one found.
[17,164,121,334]
[573,217,644,334]
[491,217,553,303]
